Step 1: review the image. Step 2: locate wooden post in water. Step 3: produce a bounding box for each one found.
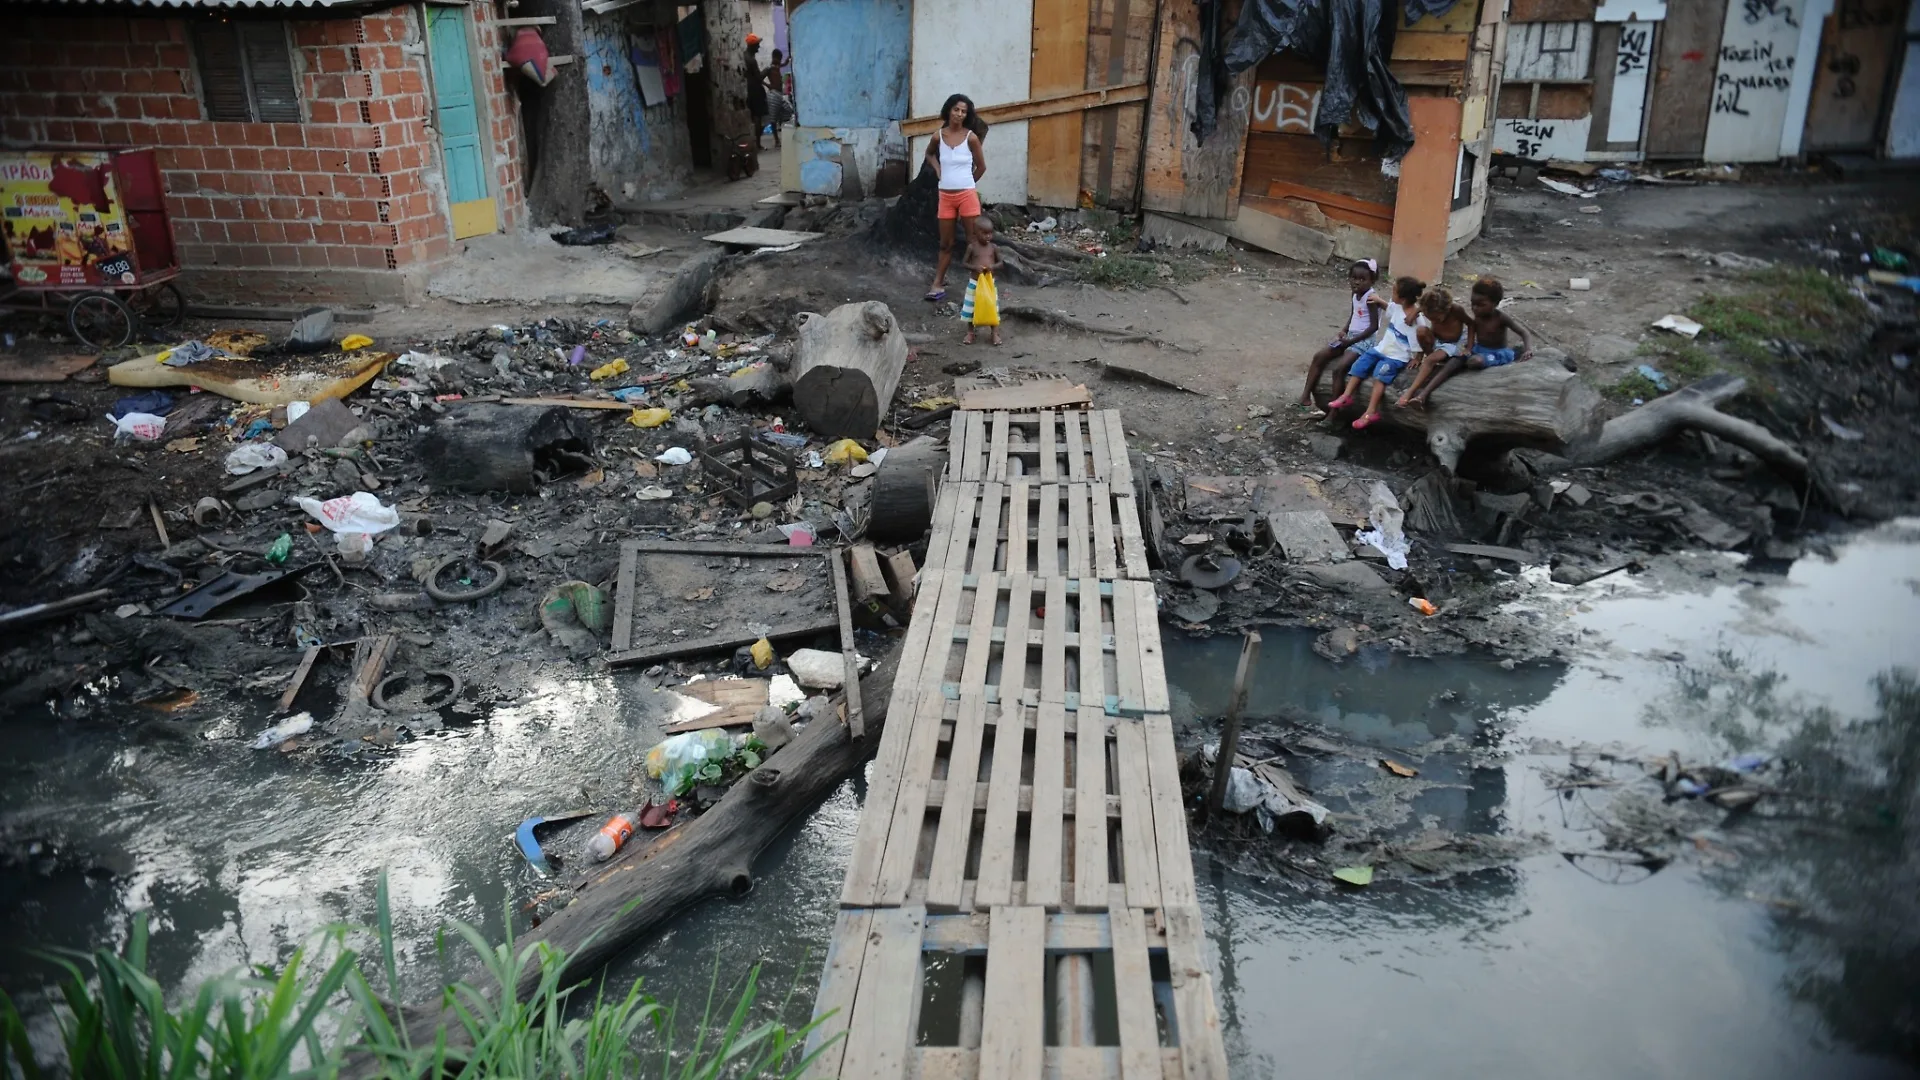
[1206,630,1262,818]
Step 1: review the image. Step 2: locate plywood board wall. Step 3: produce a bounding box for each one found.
[911,0,1034,204]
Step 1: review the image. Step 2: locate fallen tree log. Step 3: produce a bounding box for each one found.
[792,301,907,439]
[1317,355,1604,473]
[1570,373,1808,479]
[384,657,899,1052]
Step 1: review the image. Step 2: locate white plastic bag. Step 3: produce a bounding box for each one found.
[225,443,289,475]
[296,491,400,535]
[644,729,738,796]
[654,447,693,465]
[1357,480,1409,570]
[251,712,314,749]
[108,412,167,441]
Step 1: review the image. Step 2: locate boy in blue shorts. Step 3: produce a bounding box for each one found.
[1403,276,1537,402]
[1327,275,1427,430]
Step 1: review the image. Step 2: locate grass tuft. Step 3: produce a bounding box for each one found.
[0,875,825,1080]
[1686,267,1866,365]
[1605,370,1666,402]
[1074,254,1164,289]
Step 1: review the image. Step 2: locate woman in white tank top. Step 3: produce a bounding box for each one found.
[922,93,987,301]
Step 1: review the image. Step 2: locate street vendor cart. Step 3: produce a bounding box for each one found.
[1,147,185,349]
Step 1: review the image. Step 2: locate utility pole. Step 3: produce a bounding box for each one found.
[1206,630,1261,818]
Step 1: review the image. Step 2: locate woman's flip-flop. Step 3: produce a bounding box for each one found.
[924,289,946,302]
[1352,413,1382,430]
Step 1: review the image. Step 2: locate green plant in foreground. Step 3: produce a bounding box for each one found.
[1686,267,1867,365]
[1605,370,1665,402]
[1,875,824,1080]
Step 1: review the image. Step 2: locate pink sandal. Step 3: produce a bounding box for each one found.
[1352,413,1383,430]
[1326,394,1354,411]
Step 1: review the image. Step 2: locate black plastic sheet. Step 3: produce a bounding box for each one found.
[1197,0,1458,161]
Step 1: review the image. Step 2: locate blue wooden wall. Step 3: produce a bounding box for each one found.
[789,0,911,128]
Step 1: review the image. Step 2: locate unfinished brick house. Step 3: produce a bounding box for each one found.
[0,0,528,305]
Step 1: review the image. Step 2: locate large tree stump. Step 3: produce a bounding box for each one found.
[1323,359,1604,473]
[414,405,594,493]
[792,301,908,439]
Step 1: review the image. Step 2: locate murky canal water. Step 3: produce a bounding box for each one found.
[4,521,1917,1075]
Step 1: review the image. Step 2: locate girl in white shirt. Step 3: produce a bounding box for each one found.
[1327,275,1427,430]
[1297,258,1382,411]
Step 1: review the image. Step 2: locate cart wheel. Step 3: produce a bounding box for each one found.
[67,292,135,350]
[131,282,186,329]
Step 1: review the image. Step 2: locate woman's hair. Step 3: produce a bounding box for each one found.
[939,93,989,142]
[1348,258,1379,281]
[1393,275,1425,303]
[1418,286,1452,316]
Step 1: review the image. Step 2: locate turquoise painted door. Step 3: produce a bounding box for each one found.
[426,6,495,237]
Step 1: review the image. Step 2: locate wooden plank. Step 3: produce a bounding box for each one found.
[979,906,1046,1080]
[877,694,948,904]
[962,410,987,482]
[1114,720,1162,909]
[606,616,840,668]
[893,572,947,692]
[1105,411,1134,494]
[1387,95,1461,286]
[1389,30,1471,61]
[838,905,927,1080]
[918,568,972,690]
[987,411,1011,482]
[926,695,989,910]
[1144,714,1196,907]
[1040,576,1070,702]
[1006,479,1031,576]
[1109,905,1164,1080]
[946,416,967,480]
[1065,483,1090,578]
[1141,0,1252,218]
[276,646,321,715]
[802,908,873,1079]
[1645,0,1729,158]
[1029,0,1090,206]
[843,578,942,906]
[960,381,1093,412]
[921,909,1114,953]
[1073,709,1110,910]
[1036,484,1061,577]
[848,543,890,603]
[973,701,1026,907]
[972,483,1004,575]
[1091,481,1117,578]
[830,554,865,739]
[901,82,1150,136]
[1110,574,1143,711]
[1076,574,1102,707]
[1117,494,1150,579]
[943,485,978,573]
[1508,0,1595,19]
[703,226,825,246]
[669,678,769,707]
[1038,412,1059,482]
[1132,580,1170,713]
[1000,572,1035,705]
[961,573,1000,691]
[1026,700,1068,908]
[663,706,762,733]
[611,543,638,652]
[1063,408,1087,481]
[1164,906,1228,1080]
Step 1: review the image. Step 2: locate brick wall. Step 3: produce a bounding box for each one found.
[0,9,526,306]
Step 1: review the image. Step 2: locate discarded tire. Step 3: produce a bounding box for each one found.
[868,459,939,542]
[424,557,507,602]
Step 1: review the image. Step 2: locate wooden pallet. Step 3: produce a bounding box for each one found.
[924,481,1152,581]
[948,409,1135,492]
[803,903,1227,1080]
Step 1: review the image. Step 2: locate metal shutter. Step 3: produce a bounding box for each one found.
[241,22,301,123]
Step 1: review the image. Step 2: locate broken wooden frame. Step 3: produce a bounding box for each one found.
[609,540,863,737]
[698,435,798,509]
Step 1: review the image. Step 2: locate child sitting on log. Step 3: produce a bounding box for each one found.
[1297,258,1383,415]
[1394,276,1537,404]
[1396,285,1476,409]
[1327,275,1426,430]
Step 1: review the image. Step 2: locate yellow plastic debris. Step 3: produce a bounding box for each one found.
[750,636,774,670]
[589,357,629,380]
[911,396,959,410]
[339,334,374,351]
[627,407,672,429]
[823,439,869,465]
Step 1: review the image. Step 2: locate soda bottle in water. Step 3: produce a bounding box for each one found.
[587,813,635,862]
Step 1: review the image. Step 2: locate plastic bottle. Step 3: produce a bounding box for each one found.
[265,534,292,564]
[587,813,635,862]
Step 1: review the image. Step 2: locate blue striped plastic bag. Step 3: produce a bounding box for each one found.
[959,278,976,322]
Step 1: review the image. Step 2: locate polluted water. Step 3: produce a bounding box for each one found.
[2,521,1918,1078]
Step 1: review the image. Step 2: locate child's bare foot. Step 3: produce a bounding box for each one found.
[990,329,1002,346]
[963,330,976,345]
[1393,392,1412,408]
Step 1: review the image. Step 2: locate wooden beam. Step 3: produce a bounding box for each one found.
[903,83,1148,137]
[496,15,556,25]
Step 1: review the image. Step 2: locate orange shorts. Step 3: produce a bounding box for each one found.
[937,188,982,220]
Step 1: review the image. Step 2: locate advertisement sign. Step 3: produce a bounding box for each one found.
[1,151,137,287]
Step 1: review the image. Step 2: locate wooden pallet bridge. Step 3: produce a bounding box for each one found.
[806,410,1227,1079]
